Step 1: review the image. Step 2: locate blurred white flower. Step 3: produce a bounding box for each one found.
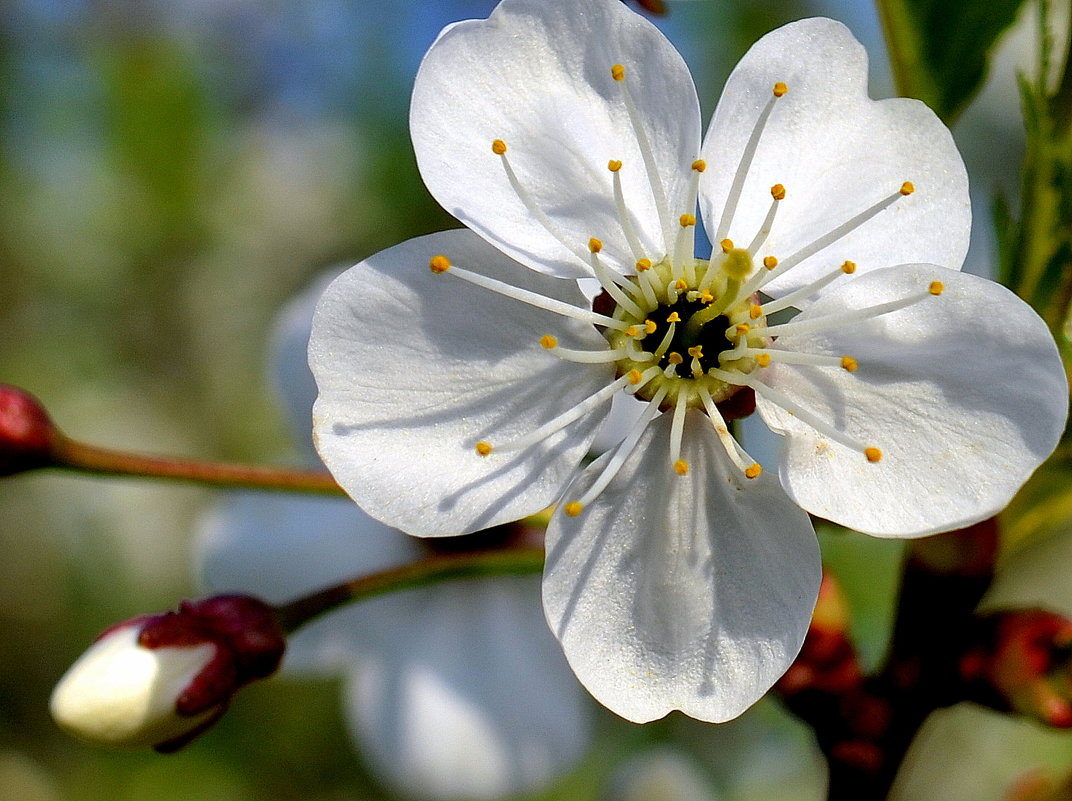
[196,273,590,801]
[309,0,1067,724]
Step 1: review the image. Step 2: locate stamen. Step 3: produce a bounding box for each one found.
[669,391,689,475]
[754,186,911,294]
[491,373,635,454]
[590,244,644,318]
[648,319,678,363]
[626,365,663,394]
[675,214,697,280]
[755,287,939,339]
[494,141,589,263]
[430,257,629,330]
[715,85,786,241]
[759,261,852,316]
[746,184,785,255]
[609,160,652,261]
[475,441,493,456]
[710,370,880,459]
[543,337,630,363]
[674,160,706,282]
[632,258,659,307]
[567,386,667,513]
[612,64,673,248]
[697,385,763,478]
[738,347,850,370]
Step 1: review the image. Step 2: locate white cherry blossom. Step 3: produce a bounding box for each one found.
[309,0,1068,722]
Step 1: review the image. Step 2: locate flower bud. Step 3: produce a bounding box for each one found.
[50,594,286,752]
[0,384,58,475]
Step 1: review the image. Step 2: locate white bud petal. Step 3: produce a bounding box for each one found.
[50,625,218,748]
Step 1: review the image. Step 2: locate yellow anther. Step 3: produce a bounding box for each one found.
[699,290,714,304]
[429,254,451,273]
[564,501,583,517]
[540,334,558,349]
[627,368,643,384]
[770,184,786,201]
[675,278,688,291]
[841,260,856,274]
[667,312,681,323]
[611,64,625,82]
[673,460,689,476]
[865,447,883,463]
[841,356,858,372]
[667,352,683,365]
[929,281,944,296]
[744,463,762,479]
[688,346,703,359]
[588,237,603,253]
[644,319,657,334]
[491,139,507,155]
[475,441,493,456]
[607,159,623,172]
[735,323,750,336]
[691,159,707,172]
[750,304,763,319]
[900,181,915,196]
[624,326,639,337]
[679,213,696,227]
[763,255,779,270]
[720,238,734,253]
[773,82,788,97]
[636,258,653,271]
[756,353,771,367]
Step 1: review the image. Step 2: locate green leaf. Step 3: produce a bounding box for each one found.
[876,0,1027,123]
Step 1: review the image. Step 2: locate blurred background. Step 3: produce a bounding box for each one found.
[0,1,1055,799]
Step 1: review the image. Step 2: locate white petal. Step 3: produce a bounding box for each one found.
[310,229,613,536]
[195,491,423,674]
[411,0,701,278]
[757,265,1068,537]
[543,410,820,723]
[699,18,969,297]
[344,577,590,801]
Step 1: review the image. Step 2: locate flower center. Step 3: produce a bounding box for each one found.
[601,252,763,407]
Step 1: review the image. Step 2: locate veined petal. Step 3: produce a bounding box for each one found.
[411,0,701,279]
[344,577,590,801]
[310,229,613,537]
[699,18,969,298]
[543,410,820,723]
[757,265,1068,537]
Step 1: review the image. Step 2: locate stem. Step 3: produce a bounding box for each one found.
[273,547,546,633]
[51,433,345,495]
